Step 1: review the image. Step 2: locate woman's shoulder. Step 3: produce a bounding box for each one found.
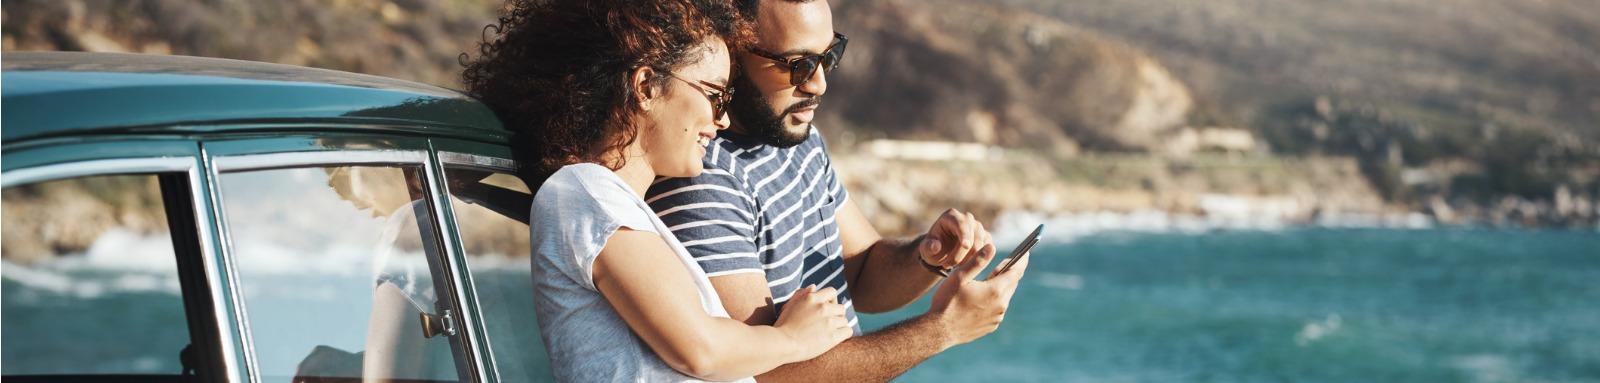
[536,164,623,202]
[532,163,654,232]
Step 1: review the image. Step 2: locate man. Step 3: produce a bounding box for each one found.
[645,0,1029,381]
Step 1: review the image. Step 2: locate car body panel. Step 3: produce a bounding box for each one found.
[2,52,506,146]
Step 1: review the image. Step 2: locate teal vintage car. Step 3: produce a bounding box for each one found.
[2,52,549,382]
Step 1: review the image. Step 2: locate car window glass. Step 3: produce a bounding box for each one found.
[2,174,192,376]
[217,165,463,382]
[442,167,549,381]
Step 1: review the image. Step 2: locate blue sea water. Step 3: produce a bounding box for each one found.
[861,228,1600,382]
[5,229,1598,381]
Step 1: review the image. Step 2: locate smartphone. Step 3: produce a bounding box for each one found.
[998,224,1043,274]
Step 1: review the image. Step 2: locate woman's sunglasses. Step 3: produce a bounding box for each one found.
[664,72,731,121]
[750,32,848,86]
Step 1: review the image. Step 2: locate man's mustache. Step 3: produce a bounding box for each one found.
[783,97,822,115]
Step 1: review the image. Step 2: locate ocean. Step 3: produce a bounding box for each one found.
[5,228,1598,381]
[863,228,1600,382]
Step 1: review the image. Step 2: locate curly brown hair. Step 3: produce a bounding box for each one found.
[461,0,753,187]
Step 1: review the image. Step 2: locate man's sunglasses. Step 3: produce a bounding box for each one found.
[664,72,731,121]
[750,32,848,86]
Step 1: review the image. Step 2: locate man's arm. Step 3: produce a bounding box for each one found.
[711,273,949,382]
[714,237,1030,383]
[839,200,989,313]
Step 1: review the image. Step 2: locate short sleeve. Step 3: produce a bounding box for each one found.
[530,165,657,290]
[646,159,764,278]
[816,138,849,210]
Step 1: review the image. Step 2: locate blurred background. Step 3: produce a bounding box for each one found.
[4,0,1599,381]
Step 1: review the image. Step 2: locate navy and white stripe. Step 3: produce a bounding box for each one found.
[646,128,858,333]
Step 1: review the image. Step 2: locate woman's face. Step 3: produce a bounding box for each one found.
[640,38,733,178]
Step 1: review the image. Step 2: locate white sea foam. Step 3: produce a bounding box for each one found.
[1035,272,1084,290]
[994,207,1435,245]
[2,260,77,294]
[1449,354,1519,383]
[28,228,183,274]
[1293,313,1343,346]
[2,228,185,299]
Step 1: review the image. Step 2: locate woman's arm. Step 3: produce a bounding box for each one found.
[592,228,852,381]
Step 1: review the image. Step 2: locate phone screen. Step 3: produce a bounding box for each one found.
[999,224,1043,273]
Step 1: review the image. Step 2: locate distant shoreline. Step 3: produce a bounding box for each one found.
[834,144,1600,239]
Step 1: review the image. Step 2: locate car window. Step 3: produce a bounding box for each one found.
[1,174,193,377]
[216,165,465,382]
[441,167,550,381]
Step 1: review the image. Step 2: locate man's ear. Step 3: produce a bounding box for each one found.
[630,66,658,110]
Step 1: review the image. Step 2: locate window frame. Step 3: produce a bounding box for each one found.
[202,134,487,383]
[434,150,528,383]
[0,140,237,383]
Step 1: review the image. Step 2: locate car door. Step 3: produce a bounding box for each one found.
[203,135,482,383]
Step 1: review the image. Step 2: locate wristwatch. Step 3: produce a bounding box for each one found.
[920,255,951,277]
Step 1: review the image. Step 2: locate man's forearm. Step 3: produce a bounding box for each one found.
[849,235,943,313]
[755,314,950,383]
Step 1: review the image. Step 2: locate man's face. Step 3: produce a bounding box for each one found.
[729,0,835,148]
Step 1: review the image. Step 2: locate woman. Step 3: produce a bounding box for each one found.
[461,0,851,381]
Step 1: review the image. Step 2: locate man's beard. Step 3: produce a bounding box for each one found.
[729,75,818,148]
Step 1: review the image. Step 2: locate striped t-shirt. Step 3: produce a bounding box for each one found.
[646,128,859,333]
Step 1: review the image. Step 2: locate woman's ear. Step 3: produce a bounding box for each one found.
[630,66,657,110]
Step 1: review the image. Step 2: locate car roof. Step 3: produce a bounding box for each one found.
[2,51,507,144]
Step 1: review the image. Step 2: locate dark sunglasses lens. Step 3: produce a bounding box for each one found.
[826,40,847,71]
[711,93,729,120]
[790,57,821,86]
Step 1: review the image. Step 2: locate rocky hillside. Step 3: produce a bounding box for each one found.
[2,0,499,87]
[826,0,1193,153]
[992,0,1600,200]
[5,0,1596,231]
[2,0,1198,154]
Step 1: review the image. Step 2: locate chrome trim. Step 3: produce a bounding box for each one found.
[1,157,193,188]
[423,150,492,381]
[438,151,517,172]
[434,153,517,382]
[187,157,243,382]
[205,146,263,383]
[212,150,429,172]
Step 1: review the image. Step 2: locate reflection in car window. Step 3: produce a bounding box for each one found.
[1,174,192,376]
[218,165,462,382]
[443,167,549,381]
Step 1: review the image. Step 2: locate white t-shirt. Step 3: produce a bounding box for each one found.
[529,163,754,383]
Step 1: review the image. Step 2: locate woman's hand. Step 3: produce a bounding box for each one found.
[773,285,852,360]
[595,230,851,379]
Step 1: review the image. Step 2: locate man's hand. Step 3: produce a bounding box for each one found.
[918,209,991,270]
[926,234,1029,348]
